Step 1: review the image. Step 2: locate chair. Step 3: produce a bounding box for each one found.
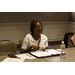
[19,36,25,47]
[0,40,10,42]
[64,32,74,48]
[0,41,17,56]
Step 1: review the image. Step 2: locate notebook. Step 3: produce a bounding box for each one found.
[29,49,61,58]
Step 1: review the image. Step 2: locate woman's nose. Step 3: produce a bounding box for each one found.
[39,27,42,29]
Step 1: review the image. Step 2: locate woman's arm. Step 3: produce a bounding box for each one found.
[21,47,30,53]
[21,44,39,53]
[21,44,49,53]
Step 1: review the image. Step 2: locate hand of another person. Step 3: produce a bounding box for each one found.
[73,33,75,46]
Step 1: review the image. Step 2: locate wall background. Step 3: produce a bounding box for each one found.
[0,12,71,43]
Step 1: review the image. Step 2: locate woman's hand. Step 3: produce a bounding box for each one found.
[32,44,39,50]
[32,45,49,50]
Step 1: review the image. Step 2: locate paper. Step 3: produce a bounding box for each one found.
[2,58,24,62]
[46,49,61,55]
[56,49,62,52]
[2,53,36,62]
[30,49,61,57]
[16,53,36,60]
[30,50,51,57]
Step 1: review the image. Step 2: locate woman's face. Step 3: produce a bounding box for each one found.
[33,22,43,35]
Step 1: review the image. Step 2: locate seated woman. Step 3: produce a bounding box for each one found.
[21,20,49,53]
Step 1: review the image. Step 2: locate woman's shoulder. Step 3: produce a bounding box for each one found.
[41,34,46,36]
[26,33,31,36]
[25,33,32,38]
[41,34,47,38]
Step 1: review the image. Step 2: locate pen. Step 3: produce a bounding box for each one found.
[43,50,48,52]
[26,54,32,57]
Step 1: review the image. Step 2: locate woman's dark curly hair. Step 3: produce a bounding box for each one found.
[30,20,42,34]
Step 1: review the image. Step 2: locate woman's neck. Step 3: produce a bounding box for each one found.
[31,33,40,40]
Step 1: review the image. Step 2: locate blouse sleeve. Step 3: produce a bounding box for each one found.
[21,35,30,49]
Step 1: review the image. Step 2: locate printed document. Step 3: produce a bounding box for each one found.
[2,53,36,62]
[16,53,36,60]
[2,58,24,62]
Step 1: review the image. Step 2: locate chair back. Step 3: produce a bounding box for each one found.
[19,36,25,47]
[0,41,17,56]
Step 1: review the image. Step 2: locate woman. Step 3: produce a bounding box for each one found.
[21,20,49,53]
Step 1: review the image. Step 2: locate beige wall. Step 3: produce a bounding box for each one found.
[0,12,70,43]
[0,22,69,43]
[0,12,70,23]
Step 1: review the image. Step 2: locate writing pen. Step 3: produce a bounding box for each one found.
[26,54,32,57]
[43,50,48,52]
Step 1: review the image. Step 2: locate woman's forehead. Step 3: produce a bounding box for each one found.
[35,22,42,26]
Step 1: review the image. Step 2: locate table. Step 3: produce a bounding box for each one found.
[25,58,46,62]
[0,48,75,62]
[0,54,46,62]
[43,48,75,62]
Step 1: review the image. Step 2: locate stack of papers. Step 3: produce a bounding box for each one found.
[2,53,36,62]
[16,53,36,60]
[2,58,24,62]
